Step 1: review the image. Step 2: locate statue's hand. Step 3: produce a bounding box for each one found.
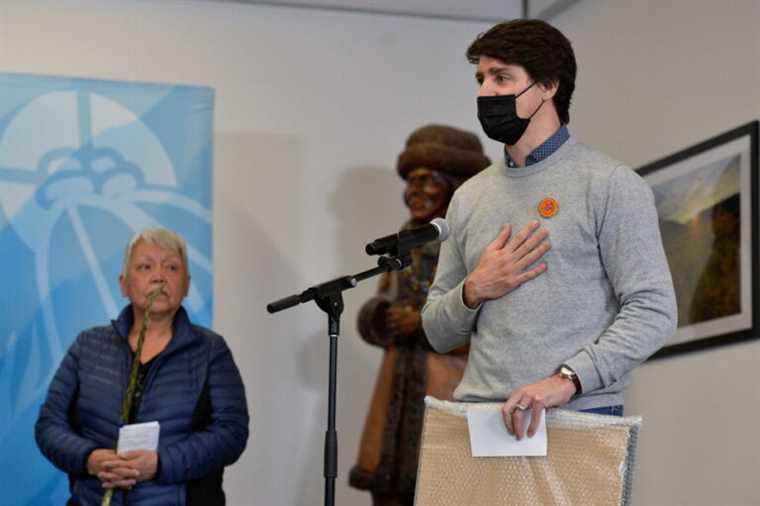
[385,304,421,337]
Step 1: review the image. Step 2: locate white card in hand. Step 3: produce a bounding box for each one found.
[117,421,160,454]
[466,408,547,457]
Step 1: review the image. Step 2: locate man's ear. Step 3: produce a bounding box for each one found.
[540,80,559,100]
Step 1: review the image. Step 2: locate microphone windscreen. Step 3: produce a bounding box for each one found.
[431,217,450,242]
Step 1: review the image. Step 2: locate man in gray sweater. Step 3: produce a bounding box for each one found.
[421,19,676,440]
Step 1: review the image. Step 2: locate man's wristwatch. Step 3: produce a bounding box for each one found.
[558,365,582,396]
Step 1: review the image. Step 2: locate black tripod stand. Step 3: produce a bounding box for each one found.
[267,254,411,506]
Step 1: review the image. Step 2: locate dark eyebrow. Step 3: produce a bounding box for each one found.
[476,67,510,82]
[488,67,509,76]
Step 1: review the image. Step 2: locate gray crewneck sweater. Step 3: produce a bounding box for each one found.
[421,137,677,410]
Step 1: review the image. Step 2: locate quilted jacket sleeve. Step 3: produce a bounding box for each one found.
[34,333,100,475]
[155,336,250,483]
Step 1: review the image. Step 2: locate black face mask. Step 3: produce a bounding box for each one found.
[477,82,543,145]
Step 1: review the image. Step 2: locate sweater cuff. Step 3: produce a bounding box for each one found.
[564,350,603,395]
[454,280,481,326]
[459,282,483,313]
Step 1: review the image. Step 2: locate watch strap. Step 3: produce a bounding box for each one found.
[559,365,582,395]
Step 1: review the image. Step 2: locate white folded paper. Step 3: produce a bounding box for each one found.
[466,408,547,457]
[117,421,160,454]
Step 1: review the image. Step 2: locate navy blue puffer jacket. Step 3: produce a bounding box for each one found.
[35,305,250,506]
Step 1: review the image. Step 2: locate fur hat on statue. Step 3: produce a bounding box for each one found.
[397,124,491,184]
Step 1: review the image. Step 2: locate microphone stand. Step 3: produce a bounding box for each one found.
[267,254,412,506]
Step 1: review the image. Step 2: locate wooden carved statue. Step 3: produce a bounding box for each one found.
[349,125,490,506]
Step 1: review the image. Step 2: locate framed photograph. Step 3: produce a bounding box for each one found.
[638,121,759,359]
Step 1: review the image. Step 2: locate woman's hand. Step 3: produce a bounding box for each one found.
[120,450,159,482]
[88,449,138,489]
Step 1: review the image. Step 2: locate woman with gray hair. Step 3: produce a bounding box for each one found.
[35,228,249,506]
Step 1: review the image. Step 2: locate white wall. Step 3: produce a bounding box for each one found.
[5,1,760,505]
[0,1,493,504]
[550,2,760,505]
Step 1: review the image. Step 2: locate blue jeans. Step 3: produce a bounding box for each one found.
[580,405,624,417]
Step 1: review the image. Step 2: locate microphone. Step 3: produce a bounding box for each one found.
[365,217,450,256]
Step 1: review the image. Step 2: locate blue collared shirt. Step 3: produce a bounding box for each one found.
[505,125,570,168]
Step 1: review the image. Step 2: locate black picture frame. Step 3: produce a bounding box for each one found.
[638,121,759,360]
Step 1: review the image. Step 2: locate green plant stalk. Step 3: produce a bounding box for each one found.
[102,284,165,506]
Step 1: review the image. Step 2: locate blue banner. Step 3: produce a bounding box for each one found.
[0,73,213,505]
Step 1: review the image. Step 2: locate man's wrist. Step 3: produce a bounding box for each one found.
[555,374,577,397]
[463,278,481,309]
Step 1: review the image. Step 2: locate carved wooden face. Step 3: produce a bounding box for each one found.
[404,167,451,223]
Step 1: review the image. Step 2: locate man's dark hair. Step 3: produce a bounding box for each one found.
[466,19,577,124]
